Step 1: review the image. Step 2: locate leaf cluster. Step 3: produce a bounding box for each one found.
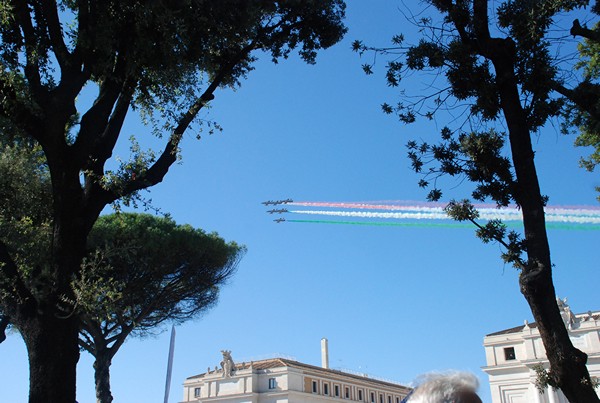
[564,20,600,176]
[445,200,526,268]
[77,213,246,350]
[0,1,347,218]
[407,127,515,207]
[0,0,347,124]
[0,138,52,299]
[354,1,599,271]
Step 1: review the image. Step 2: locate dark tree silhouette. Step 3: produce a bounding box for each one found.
[355,1,599,401]
[0,2,346,402]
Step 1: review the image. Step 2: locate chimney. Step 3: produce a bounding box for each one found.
[321,338,329,369]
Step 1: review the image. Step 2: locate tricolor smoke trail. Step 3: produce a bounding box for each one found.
[271,200,600,229]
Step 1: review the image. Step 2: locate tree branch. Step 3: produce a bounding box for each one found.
[40,0,71,70]
[92,85,134,166]
[78,330,94,354]
[73,38,134,166]
[551,81,600,123]
[87,43,257,212]
[473,0,491,43]
[104,324,131,357]
[570,19,600,43]
[0,239,34,306]
[11,0,44,96]
[0,315,9,343]
[73,0,92,67]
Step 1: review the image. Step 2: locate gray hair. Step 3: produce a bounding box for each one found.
[407,371,481,403]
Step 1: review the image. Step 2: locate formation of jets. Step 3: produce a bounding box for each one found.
[262,198,293,206]
[263,199,292,223]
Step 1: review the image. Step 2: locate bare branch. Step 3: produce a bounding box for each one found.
[88,44,257,211]
[40,0,71,69]
[11,0,43,95]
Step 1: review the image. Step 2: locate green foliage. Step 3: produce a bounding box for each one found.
[77,213,246,343]
[445,200,525,268]
[532,362,599,396]
[0,140,52,293]
[0,0,347,207]
[0,2,346,401]
[358,2,600,400]
[407,127,515,206]
[533,363,559,393]
[72,212,245,402]
[355,0,591,268]
[566,21,600,176]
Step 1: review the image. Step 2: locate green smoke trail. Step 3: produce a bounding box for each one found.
[287,219,600,231]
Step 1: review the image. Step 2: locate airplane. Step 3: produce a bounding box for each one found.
[262,198,293,206]
[267,208,289,214]
[274,218,286,223]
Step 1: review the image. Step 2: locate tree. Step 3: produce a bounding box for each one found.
[354,1,599,401]
[0,135,245,403]
[75,213,245,403]
[0,2,347,402]
[556,3,600,189]
[0,136,52,344]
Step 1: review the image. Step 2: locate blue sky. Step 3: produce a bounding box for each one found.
[1,2,599,403]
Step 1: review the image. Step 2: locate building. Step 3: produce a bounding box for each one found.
[482,298,600,403]
[182,342,411,403]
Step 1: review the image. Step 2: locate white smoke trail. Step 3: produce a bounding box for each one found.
[290,208,600,224]
[290,210,450,220]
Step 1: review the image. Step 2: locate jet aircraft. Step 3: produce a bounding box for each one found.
[267,209,289,214]
[274,218,286,223]
[262,198,293,206]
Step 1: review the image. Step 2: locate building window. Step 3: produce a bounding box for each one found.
[388,396,391,403]
[371,392,375,403]
[335,385,340,397]
[324,383,329,395]
[504,347,516,360]
[312,381,318,393]
[380,394,384,403]
[358,389,364,401]
[194,387,201,397]
[396,397,400,403]
[345,387,350,399]
[268,378,276,389]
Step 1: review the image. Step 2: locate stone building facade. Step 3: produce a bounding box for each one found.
[182,352,411,403]
[482,299,600,403]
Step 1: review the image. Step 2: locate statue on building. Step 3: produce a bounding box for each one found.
[220,350,235,378]
[557,296,577,329]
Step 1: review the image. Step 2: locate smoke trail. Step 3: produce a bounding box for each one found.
[287,219,600,230]
[287,219,473,228]
[288,201,600,225]
[290,210,450,220]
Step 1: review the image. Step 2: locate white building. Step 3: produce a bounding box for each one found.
[482,299,600,403]
[182,346,411,403]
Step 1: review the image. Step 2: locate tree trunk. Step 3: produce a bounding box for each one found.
[20,312,80,403]
[493,43,600,403]
[520,276,597,402]
[94,350,114,403]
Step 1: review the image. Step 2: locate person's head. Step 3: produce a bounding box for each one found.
[406,371,482,403]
